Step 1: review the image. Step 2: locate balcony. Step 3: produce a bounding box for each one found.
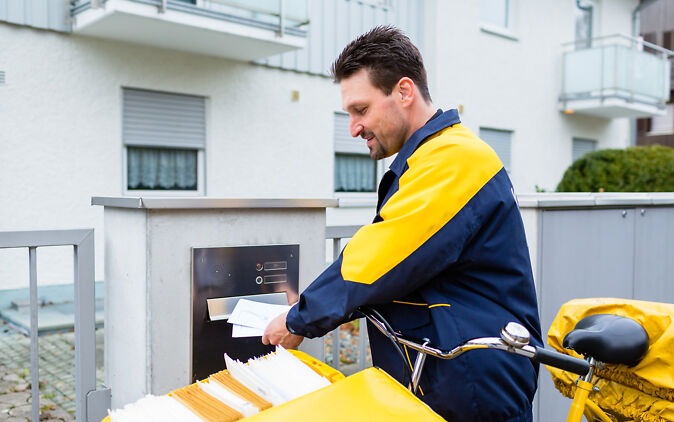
[70,0,308,61]
[559,34,673,119]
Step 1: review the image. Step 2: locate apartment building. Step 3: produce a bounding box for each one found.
[0,0,667,295]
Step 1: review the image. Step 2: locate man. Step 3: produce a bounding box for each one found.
[263,26,541,421]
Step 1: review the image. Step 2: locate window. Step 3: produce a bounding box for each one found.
[127,147,197,190]
[122,88,205,194]
[647,104,674,135]
[572,138,597,162]
[333,112,377,193]
[480,128,512,172]
[479,0,516,38]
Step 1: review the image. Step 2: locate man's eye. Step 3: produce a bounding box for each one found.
[357,107,367,115]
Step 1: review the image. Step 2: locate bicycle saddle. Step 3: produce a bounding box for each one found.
[562,314,648,366]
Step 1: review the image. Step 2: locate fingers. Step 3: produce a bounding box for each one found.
[279,334,303,350]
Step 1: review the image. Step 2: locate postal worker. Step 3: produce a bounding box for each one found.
[263,25,542,422]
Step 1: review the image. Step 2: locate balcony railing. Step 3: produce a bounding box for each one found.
[560,34,673,118]
[70,0,309,61]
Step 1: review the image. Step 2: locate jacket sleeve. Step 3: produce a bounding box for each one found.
[287,132,504,338]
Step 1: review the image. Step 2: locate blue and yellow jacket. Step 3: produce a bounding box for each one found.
[286,109,541,421]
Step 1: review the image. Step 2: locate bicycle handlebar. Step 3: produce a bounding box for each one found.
[359,306,590,377]
[532,346,590,375]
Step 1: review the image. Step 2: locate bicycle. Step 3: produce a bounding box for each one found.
[360,306,651,422]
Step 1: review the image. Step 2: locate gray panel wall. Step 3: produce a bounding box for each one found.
[536,208,636,422]
[634,207,674,301]
[256,0,425,76]
[0,0,70,32]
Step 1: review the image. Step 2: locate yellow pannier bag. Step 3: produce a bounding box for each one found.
[547,298,674,422]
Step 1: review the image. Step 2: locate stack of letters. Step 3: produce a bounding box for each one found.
[107,347,331,422]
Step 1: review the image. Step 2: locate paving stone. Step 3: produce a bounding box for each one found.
[40,407,72,421]
[0,322,103,421]
[7,404,32,418]
[0,380,14,394]
[11,384,28,393]
[0,392,30,406]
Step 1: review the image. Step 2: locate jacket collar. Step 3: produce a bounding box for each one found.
[389,109,461,176]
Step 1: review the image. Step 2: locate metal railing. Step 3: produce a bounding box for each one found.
[325,225,370,373]
[0,229,109,422]
[560,33,674,107]
[73,0,309,37]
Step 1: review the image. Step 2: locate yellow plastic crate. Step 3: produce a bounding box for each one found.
[103,349,443,421]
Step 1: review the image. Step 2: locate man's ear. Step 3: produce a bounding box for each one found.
[397,77,415,107]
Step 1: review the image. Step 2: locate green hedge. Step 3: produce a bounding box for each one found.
[556,145,674,192]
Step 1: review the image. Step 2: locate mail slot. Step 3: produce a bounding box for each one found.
[191,245,299,382]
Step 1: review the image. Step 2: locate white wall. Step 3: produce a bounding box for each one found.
[428,0,637,193]
[0,23,341,289]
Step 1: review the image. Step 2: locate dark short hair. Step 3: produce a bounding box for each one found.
[331,25,431,103]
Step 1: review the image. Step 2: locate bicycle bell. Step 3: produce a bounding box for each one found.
[501,322,530,347]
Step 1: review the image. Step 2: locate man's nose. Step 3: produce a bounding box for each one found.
[350,119,363,138]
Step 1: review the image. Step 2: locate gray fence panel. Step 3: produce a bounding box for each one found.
[536,209,636,422]
[75,230,99,421]
[0,229,108,422]
[29,247,39,422]
[634,207,674,301]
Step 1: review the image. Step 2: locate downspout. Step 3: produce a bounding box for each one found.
[576,0,593,43]
[633,0,660,36]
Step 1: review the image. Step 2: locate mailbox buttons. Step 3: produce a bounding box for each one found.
[255,263,263,271]
[255,276,263,284]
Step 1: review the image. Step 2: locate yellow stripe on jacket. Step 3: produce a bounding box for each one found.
[341,124,503,285]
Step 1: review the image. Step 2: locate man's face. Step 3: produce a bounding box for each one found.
[341,69,409,160]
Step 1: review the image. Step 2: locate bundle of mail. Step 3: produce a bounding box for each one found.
[108,346,331,422]
[227,299,291,338]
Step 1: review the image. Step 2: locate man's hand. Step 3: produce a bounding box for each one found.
[262,311,303,349]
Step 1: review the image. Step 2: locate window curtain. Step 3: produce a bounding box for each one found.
[334,153,376,192]
[127,147,197,190]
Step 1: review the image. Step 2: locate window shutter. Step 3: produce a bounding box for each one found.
[572,138,597,162]
[479,128,512,171]
[334,112,369,154]
[123,88,206,149]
